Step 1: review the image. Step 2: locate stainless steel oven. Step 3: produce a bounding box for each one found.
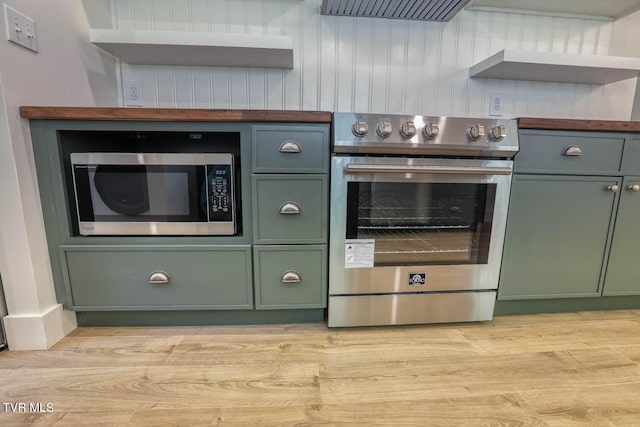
[328,114,519,327]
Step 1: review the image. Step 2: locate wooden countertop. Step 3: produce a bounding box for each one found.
[21,108,640,131]
[19,106,332,123]
[519,117,640,132]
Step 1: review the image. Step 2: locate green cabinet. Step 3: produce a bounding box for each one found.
[515,132,624,174]
[250,124,329,310]
[253,245,327,309]
[621,139,640,173]
[499,129,640,309]
[252,175,328,244]
[252,125,329,173]
[62,246,252,309]
[499,175,619,299]
[28,118,330,324]
[602,177,640,296]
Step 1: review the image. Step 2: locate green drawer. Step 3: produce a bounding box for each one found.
[516,130,624,175]
[252,125,329,173]
[254,245,327,310]
[621,138,640,174]
[61,246,253,310]
[252,174,328,244]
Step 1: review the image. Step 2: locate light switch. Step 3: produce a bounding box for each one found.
[4,4,38,53]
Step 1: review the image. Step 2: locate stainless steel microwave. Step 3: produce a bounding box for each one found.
[70,152,236,236]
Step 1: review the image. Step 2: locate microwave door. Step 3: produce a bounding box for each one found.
[71,159,207,235]
[71,152,236,236]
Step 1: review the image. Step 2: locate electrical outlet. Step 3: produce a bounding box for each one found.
[489,93,505,117]
[4,4,38,52]
[123,81,143,107]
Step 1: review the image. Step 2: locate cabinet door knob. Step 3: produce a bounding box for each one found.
[608,185,620,193]
[281,271,302,284]
[279,202,301,215]
[148,271,170,284]
[628,184,640,192]
[279,140,302,153]
[562,145,583,156]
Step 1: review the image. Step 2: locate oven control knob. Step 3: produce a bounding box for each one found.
[400,121,416,138]
[423,122,439,139]
[490,125,507,141]
[467,124,485,140]
[352,120,369,137]
[376,120,393,138]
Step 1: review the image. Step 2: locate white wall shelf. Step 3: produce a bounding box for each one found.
[468,0,640,20]
[90,29,294,69]
[470,49,640,85]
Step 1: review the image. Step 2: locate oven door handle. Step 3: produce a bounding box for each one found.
[345,164,512,175]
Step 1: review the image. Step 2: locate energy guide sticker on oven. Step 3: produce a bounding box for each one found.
[345,239,375,268]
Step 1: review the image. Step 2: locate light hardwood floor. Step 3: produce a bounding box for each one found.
[1,310,640,426]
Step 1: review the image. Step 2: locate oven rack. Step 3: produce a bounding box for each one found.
[357,205,469,225]
[357,224,471,230]
[358,228,474,256]
[374,248,469,255]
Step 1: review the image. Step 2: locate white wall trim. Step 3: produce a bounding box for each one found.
[3,304,77,350]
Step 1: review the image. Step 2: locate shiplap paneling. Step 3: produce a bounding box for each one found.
[111,0,636,119]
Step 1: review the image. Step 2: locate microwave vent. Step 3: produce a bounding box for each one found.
[320,0,472,21]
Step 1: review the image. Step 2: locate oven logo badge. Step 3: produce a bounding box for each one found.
[408,273,426,286]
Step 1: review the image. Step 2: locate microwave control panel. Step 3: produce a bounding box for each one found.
[207,164,233,222]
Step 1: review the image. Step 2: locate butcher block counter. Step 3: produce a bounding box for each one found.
[518,117,640,132]
[20,106,332,123]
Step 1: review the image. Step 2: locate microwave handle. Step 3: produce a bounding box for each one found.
[345,164,512,175]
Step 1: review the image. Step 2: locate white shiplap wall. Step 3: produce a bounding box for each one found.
[112,0,636,119]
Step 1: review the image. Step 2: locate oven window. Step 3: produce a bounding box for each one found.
[346,182,496,266]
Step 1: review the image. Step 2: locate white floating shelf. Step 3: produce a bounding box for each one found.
[90,29,294,69]
[469,49,640,85]
[468,0,640,20]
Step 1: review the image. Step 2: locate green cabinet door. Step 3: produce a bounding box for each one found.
[603,177,640,296]
[252,174,328,244]
[61,245,253,310]
[252,125,330,173]
[253,245,327,310]
[498,175,619,300]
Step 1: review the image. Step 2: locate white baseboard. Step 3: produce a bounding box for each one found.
[2,304,77,350]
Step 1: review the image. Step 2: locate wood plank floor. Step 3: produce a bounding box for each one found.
[2,310,640,426]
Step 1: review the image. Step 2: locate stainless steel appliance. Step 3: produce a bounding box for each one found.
[328,113,519,327]
[71,152,236,236]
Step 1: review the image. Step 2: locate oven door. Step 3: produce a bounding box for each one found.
[329,156,513,295]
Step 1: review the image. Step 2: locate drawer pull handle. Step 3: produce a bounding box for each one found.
[608,185,620,193]
[148,271,170,284]
[281,271,302,284]
[279,202,301,215]
[562,145,583,156]
[279,140,302,153]
[629,184,640,192]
